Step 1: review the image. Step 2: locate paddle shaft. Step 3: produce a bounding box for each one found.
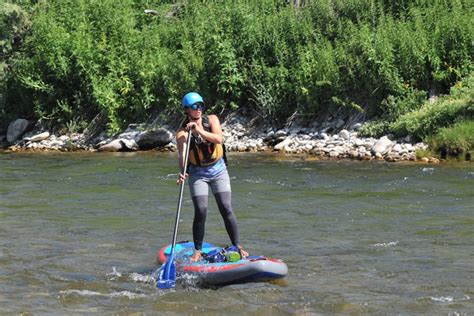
[170,127,193,255]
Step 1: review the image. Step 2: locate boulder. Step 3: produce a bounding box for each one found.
[98,139,123,152]
[319,133,329,140]
[354,138,364,147]
[274,129,287,138]
[371,136,393,155]
[136,128,173,150]
[274,138,292,151]
[338,129,350,140]
[7,119,30,143]
[121,139,139,151]
[391,143,402,154]
[28,131,50,142]
[351,123,363,131]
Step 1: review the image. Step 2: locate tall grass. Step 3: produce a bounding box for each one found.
[390,72,474,140]
[427,120,474,155]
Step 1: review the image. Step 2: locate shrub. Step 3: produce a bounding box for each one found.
[390,73,474,140]
[1,0,473,134]
[426,120,474,154]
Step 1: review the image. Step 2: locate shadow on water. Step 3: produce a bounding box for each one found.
[1,152,473,314]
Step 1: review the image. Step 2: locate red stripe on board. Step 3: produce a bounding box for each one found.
[182,263,246,273]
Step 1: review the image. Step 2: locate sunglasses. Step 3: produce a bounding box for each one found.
[186,103,204,111]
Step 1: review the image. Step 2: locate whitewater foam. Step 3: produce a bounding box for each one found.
[372,241,399,247]
[59,289,147,299]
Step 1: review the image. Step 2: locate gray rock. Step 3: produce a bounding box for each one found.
[136,128,173,150]
[392,144,402,153]
[274,129,287,138]
[319,133,329,140]
[332,146,345,154]
[404,144,414,152]
[49,140,65,148]
[351,123,363,131]
[26,142,41,149]
[371,136,393,155]
[354,138,364,147]
[120,139,139,151]
[7,119,30,143]
[264,130,275,140]
[304,143,313,151]
[28,131,50,142]
[117,131,140,140]
[339,129,350,140]
[237,145,247,152]
[98,139,123,152]
[349,150,358,158]
[274,138,292,151]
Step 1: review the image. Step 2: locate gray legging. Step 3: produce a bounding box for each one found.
[192,192,240,250]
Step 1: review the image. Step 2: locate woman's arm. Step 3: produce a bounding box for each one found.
[176,128,188,172]
[186,114,223,144]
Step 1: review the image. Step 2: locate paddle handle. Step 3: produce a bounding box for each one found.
[170,127,193,251]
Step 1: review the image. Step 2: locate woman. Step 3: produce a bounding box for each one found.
[176,92,249,262]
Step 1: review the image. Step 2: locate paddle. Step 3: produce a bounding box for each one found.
[157,126,194,289]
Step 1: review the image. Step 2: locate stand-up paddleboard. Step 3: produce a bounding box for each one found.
[157,241,288,286]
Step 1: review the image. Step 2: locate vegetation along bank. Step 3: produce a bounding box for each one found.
[0,1,472,160]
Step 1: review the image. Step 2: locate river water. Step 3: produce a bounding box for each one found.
[0,152,472,315]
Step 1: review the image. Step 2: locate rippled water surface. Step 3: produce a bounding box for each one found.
[0,152,473,315]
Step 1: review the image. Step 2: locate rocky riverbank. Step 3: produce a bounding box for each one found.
[1,116,442,163]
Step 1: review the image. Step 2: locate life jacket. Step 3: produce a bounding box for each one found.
[184,115,227,167]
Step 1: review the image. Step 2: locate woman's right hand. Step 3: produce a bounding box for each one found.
[177,172,188,184]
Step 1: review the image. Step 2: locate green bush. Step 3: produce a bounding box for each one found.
[427,120,474,154]
[390,73,474,140]
[358,120,391,138]
[1,0,473,134]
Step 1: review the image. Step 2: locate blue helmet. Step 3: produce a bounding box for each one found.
[182,92,204,108]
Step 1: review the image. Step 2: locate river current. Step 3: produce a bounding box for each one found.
[0,152,472,315]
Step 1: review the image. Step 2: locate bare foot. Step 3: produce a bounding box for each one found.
[190,250,202,262]
[238,245,249,258]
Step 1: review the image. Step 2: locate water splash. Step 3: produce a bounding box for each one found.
[430,296,453,303]
[127,268,201,290]
[371,241,399,248]
[178,273,200,288]
[243,178,264,184]
[130,272,156,284]
[277,181,293,187]
[429,295,470,303]
[106,267,122,279]
[59,289,147,299]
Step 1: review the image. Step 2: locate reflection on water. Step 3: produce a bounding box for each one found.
[0,152,473,314]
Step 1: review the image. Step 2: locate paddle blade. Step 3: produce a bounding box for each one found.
[157,254,176,289]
